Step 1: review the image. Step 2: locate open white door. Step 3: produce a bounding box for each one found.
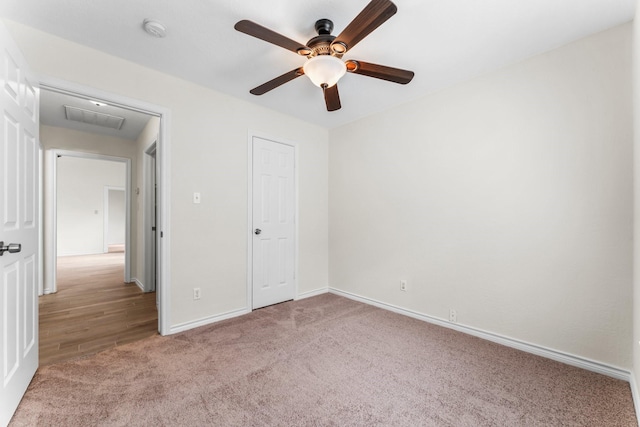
[251,136,296,309]
[0,22,40,426]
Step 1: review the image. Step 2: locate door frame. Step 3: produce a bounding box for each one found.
[144,142,157,293]
[246,131,299,310]
[103,186,126,253]
[39,76,172,335]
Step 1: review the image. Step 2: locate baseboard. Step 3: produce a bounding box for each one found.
[168,308,250,335]
[329,287,631,382]
[168,287,329,335]
[630,372,640,426]
[168,288,329,335]
[132,278,145,292]
[58,251,104,257]
[296,287,328,300]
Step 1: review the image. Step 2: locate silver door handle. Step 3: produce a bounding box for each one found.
[0,242,21,256]
[254,229,261,235]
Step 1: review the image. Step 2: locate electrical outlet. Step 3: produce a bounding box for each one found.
[449,309,457,323]
[400,280,408,291]
[193,288,201,300]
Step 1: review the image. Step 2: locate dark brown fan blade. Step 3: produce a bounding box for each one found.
[250,68,305,95]
[323,84,341,111]
[333,0,397,53]
[235,20,311,55]
[345,60,414,84]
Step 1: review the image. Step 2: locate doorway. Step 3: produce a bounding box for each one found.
[39,79,171,336]
[48,151,132,288]
[40,135,155,365]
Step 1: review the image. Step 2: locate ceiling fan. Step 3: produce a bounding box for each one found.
[234,0,414,112]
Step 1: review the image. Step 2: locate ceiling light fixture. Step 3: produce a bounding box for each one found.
[302,55,346,88]
[143,19,167,38]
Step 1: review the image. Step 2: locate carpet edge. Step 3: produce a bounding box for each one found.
[329,287,632,382]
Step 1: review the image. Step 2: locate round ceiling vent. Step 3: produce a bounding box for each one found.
[143,19,167,38]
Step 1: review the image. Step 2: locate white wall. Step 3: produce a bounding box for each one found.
[41,124,138,159]
[7,21,329,328]
[57,156,126,256]
[57,157,125,255]
[107,188,125,246]
[329,24,633,369]
[632,0,640,407]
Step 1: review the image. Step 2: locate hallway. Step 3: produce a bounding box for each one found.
[39,251,158,365]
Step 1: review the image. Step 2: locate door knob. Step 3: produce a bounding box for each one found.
[0,242,21,256]
[254,228,262,235]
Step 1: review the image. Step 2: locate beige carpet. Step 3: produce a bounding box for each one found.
[10,294,637,426]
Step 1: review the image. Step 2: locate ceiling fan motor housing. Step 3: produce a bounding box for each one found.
[305,19,342,58]
[315,18,333,35]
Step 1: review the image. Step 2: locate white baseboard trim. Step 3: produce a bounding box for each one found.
[167,288,330,335]
[132,278,145,292]
[296,287,329,300]
[329,287,631,382]
[58,251,104,257]
[630,372,640,426]
[168,308,250,335]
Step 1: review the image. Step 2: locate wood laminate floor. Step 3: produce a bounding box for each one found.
[39,252,158,365]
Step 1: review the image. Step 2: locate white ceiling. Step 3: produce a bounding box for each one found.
[0,0,636,129]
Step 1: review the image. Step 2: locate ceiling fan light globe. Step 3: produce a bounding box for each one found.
[303,55,347,88]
